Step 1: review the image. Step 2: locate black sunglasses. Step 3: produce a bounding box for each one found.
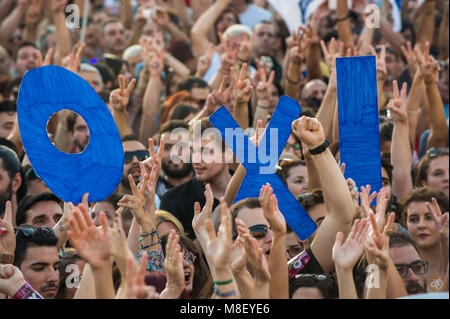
[17,226,55,237]
[124,150,149,164]
[294,274,334,281]
[25,166,40,180]
[249,224,270,239]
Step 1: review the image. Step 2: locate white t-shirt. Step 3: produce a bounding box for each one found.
[239,4,273,30]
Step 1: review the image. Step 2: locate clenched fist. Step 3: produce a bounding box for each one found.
[291,116,325,150]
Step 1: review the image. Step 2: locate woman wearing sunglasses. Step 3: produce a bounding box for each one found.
[414,148,449,198]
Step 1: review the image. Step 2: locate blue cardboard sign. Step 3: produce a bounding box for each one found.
[336,56,382,202]
[210,96,316,240]
[18,65,124,204]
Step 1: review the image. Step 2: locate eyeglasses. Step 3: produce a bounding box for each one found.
[124,150,149,164]
[287,245,304,258]
[426,147,449,158]
[17,226,54,237]
[284,143,300,151]
[183,251,197,265]
[249,224,270,239]
[395,260,428,277]
[25,166,41,180]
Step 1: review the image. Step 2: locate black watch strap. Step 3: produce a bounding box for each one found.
[309,139,329,155]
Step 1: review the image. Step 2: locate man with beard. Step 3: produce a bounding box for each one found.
[118,135,149,195]
[301,79,327,112]
[13,226,60,299]
[389,232,428,295]
[0,146,26,220]
[101,19,127,58]
[66,112,90,153]
[155,120,193,198]
[14,42,40,78]
[160,119,232,240]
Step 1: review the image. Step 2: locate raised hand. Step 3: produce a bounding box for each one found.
[64,43,86,73]
[259,184,286,235]
[254,59,275,103]
[36,48,54,68]
[332,218,370,271]
[320,37,344,70]
[365,212,394,270]
[162,230,185,297]
[218,37,239,76]
[231,63,253,104]
[243,234,271,282]
[110,75,136,113]
[387,81,408,124]
[205,76,233,114]
[400,41,418,76]
[142,138,164,179]
[229,235,248,274]
[0,264,27,297]
[67,204,111,270]
[359,185,377,218]
[415,41,440,85]
[0,201,15,255]
[291,116,326,150]
[290,27,310,65]
[51,0,67,13]
[196,44,216,78]
[192,184,214,238]
[110,208,133,274]
[426,197,449,242]
[25,0,43,25]
[203,198,233,273]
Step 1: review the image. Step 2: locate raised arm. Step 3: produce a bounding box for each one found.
[292,117,355,274]
[22,0,44,44]
[51,0,71,66]
[439,2,449,61]
[252,60,275,129]
[415,0,436,50]
[120,0,133,29]
[415,44,448,150]
[332,218,370,299]
[231,63,252,130]
[191,0,231,58]
[284,30,308,100]
[259,184,288,299]
[0,0,27,47]
[110,75,136,138]
[336,0,354,51]
[427,198,449,275]
[303,24,322,81]
[388,81,413,200]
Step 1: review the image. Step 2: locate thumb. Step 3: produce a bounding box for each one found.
[3,201,12,224]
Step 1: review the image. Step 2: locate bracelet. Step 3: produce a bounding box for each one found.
[0,252,14,264]
[336,14,350,23]
[286,75,300,84]
[213,286,237,297]
[308,139,330,155]
[140,240,162,250]
[213,278,234,285]
[406,109,420,114]
[257,104,269,110]
[140,229,158,238]
[12,282,43,299]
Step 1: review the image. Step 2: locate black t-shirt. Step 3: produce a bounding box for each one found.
[159,178,220,240]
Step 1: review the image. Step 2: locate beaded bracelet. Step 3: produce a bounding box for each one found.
[213,285,237,298]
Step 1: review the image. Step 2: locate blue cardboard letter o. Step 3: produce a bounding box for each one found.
[18,65,124,204]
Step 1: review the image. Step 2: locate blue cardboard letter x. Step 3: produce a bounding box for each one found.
[209,96,316,240]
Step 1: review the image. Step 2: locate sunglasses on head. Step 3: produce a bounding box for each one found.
[249,224,270,239]
[294,273,335,282]
[124,150,149,164]
[426,147,449,158]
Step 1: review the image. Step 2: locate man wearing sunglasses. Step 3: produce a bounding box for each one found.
[118,135,149,195]
[13,226,60,299]
[389,232,428,295]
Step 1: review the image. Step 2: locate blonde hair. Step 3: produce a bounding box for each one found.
[155,210,185,235]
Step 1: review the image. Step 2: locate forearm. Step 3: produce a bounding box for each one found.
[439,2,449,61]
[377,77,386,113]
[209,70,228,91]
[379,16,406,55]
[136,220,165,273]
[0,0,15,22]
[211,267,238,299]
[306,43,321,81]
[120,0,133,29]
[336,0,354,50]
[252,102,270,129]
[53,109,73,153]
[268,234,289,299]
[415,0,436,49]
[74,263,96,299]
[231,269,255,299]
[139,76,162,143]
[224,164,246,206]
[233,101,249,131]
[391,122,413,200]
[113,109,132,138]
[358,25,375,56]
[91,261,115,299]
[53,216,70,251]
[127,218,141,256]
[164,53,191,78]
[316,83,337,143]
[23,22,40,44]
[385,260,408,298]
[425,83,447,150]
[127,21,146,47]
[439,238,449,275]
[365,268,387,299]
[0,7,25,45]
[335,267,358,299]
[406,72,424,142]
[165,22,191,44]
[191,1,227,57]
[52,11,71,66]
[304,150,321,190]
[285,61,301,100]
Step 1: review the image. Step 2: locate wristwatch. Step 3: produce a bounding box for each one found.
[0,252,14,264]
[308,139,329,155]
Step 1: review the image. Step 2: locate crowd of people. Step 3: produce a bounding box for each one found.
[0,0,449,300]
